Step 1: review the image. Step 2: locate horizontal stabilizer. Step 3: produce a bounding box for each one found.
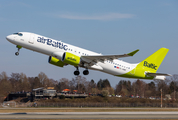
[147,73,171,77]
[146,73,171,80]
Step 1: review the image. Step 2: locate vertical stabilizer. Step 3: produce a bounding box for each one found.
[118,48,169,79]
[137,47,169,73]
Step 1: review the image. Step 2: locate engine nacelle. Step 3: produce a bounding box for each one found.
[52,52,64,60]
[48,56,65,67]
[154,75,166,80]
[62,52,80,66]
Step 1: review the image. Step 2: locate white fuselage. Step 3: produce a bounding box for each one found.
[6,32,137,76]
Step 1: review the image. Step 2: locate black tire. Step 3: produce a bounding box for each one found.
[74,71,80,75]
[83,70,89,75]
[15,52,19,56]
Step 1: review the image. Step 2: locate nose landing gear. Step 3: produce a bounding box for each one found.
[15,45,22,56]
[15,52,19,56]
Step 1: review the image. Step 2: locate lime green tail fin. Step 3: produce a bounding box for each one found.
[137,47,169,73]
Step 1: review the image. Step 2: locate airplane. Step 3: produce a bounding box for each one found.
[6,32,171,80]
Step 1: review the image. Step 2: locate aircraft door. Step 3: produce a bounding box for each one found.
[29,33,35,44]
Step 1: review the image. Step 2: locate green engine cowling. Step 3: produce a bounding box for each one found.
[48,56,65,67]
[62,52,80,66]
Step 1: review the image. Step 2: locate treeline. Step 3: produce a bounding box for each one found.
[0,71,178,100]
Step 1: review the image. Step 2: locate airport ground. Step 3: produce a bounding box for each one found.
[1,108,178,119]
[1,107,178,112]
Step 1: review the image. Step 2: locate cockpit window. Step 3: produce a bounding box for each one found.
[13,33,23,36]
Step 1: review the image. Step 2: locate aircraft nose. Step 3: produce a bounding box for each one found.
[6,35,13,42]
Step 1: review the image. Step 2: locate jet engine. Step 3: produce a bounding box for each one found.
[52,52,64,60]
[62,52,80,66]
[48,56,65,67]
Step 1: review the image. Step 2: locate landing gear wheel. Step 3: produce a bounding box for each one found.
[83,70,89,75]
[74,71,80,76]
[15,45,22,56]
[15,52,19,56]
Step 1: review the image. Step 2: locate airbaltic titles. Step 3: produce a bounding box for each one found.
[37,37,68,50]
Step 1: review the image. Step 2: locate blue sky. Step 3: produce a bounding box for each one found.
[1,0,178,87]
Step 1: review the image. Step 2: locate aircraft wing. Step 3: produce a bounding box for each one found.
[81,49,139,63]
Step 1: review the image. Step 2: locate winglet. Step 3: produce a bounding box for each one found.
[127,49,139,56]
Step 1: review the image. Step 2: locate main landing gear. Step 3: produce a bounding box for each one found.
[15,45,22,56]
[74,67,80,76]
[74,67,89,76]
[83,69,89,75]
